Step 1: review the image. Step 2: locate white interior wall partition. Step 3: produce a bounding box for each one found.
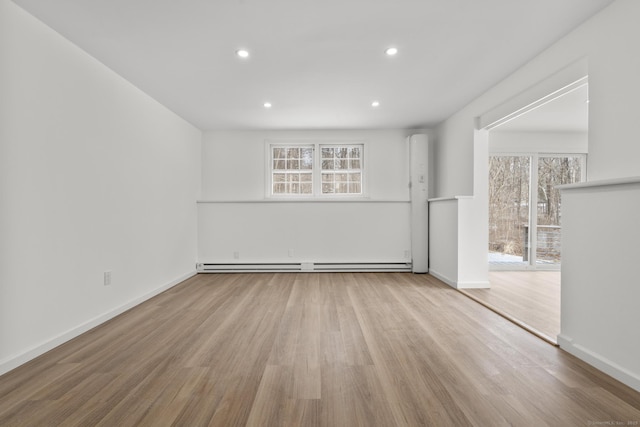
[427,127,489,289]
[428,198,459,285]
[558,178,640,392]
[428,196,489,289]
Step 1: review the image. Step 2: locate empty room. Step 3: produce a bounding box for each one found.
[1,0,640,425]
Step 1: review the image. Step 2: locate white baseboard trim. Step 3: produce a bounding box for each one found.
[558,333,640,392]
[0,270,197,377]
[428,270,490,289]
[428,269,458,288]
[456,280,490,289]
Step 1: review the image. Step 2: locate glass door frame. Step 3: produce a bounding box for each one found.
[489,152,587,271]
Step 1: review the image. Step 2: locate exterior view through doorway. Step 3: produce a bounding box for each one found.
[489,154,585,270]
[465,76,589,344]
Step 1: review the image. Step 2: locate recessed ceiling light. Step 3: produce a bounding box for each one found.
[385,47,398,56]
[264,102,272,108]
[236,49,249,58]
[371,101,380,107]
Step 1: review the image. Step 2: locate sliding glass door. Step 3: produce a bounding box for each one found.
[489,156,530,267]
[489,154,585,270]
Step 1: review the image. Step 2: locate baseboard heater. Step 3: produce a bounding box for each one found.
[197,262,412,273]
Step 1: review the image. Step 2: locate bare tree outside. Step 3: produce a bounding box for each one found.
[489,156,530,260]
[535,156,582,263]
[489,155,583,265]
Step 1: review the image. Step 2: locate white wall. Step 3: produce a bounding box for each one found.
[489,131,588,154]
[199,129,429,264]
[559,179,640,392]
[428,199,458,285]
[433,0,640,390]
[199,201,411,264]
[0,0,201,374]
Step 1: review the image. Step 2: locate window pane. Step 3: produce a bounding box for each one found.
[271,145,314,195]
[350,159,361,169]
[349,147,361,158]
[349,183,361,193]
[273,148,286,159]
[322,159,334,170]
[349,172,361,182]
[301,152,313,169]
[536,156,583,265]
[273,183,286,194]
[336,173,348,182]
[301,147,313,160]
[337,183,348,193]
[322,183,335,194]
[301,183,312,194]
[488,156,530,266]
[322,148,333,158]
[336,159,348,170]
[336,148,348,158]
[322,172,333,182]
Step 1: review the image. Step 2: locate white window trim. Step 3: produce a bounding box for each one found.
[264,139,368,199]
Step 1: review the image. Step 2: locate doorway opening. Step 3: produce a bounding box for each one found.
[467,78,589,344]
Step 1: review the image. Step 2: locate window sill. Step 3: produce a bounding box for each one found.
[197,198,410,204]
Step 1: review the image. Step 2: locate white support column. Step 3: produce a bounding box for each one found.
[409,134,429,273]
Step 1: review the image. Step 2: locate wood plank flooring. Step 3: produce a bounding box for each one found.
[1,272,639,426]
[463,271,561,343]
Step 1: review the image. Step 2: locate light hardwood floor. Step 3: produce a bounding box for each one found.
[1,273,639,426]
[462,271,561,344]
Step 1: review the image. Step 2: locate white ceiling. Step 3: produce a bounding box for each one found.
[12,0,613,131]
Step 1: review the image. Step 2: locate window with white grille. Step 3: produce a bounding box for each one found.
[268,142,364,197]
[271,146,314,195]
[321,146,362,195]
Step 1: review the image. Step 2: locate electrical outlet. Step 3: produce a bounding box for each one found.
[104,271,112,286]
